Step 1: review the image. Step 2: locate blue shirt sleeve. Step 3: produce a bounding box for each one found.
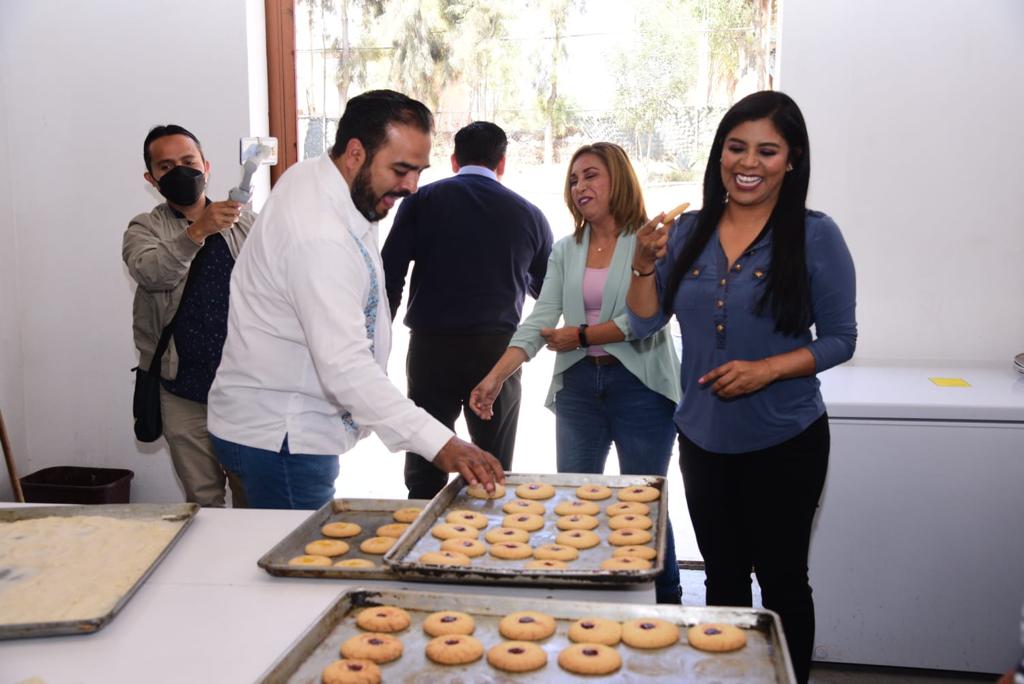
[805,214,857,372]
[528,209,554,299]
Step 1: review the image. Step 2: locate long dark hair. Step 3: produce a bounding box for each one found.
[663,91,812,336]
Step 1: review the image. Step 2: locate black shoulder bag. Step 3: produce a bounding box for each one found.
[132,254,202,442]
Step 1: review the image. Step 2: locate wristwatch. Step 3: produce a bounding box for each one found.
[631,265,655,277]
[577,324,590,348]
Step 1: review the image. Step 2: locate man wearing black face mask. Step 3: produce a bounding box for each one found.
[122,124,256,507]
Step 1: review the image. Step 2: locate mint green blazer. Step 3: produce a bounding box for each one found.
[509,227,681,409]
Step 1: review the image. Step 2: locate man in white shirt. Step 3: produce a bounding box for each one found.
[207,90,504,509]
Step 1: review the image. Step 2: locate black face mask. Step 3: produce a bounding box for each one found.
[157,165,206,206]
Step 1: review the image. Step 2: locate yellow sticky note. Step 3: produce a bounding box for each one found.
[929,377,971,387]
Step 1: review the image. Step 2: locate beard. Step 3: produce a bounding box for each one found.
[350,159,410,221]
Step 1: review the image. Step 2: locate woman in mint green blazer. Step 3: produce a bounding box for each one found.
[469,142,683,603]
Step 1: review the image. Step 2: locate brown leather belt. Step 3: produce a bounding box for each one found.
[583,355,620,367]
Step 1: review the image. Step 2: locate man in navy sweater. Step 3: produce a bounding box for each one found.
[383,121,553,499]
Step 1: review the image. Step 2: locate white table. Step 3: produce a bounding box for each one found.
[812,362,1024,673]
[0,507,654,683]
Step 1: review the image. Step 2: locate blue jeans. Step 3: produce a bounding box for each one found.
[554,359,682,603]
[210,434,339,510]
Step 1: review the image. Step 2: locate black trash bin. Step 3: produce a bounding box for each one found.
[20,466,134,504]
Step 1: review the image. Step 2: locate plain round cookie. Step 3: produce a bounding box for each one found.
[502,499,546,515]
[392,507,422,523]
[356,606,411,633]
[419,550,471,566]
[305,539,350,557]
[489,541,533,560]
[425,634,484,665]
[321,521,362,538]
[576,484,612,500]
[487,641,548,673]
[608,528,653,546]
[499,611,557,641]
[485,527,530,544]
[568,617,622,646]
[359,537,396,554]
[605,501,650,517]
[440,537,487,557]
[321,658,381,684]
[558,643,622,675]
[339,633,404,663]
[687,623,747,652]
[335,558,375,569]
[423,610,476,637]
[525,559,569,570]
[554,499,600,516]
[612,545,658,560]
[608,513,653,530]
[501,513,544,531]
[445,509,489,529]
[431,523,479,540]
[555,514,599,531]
[515,482,556,500]
[374,523,409,538]
[601,556,653,571]
[617,485,661,502]
[534,543,579,561]
[466,482,506,499]
[288,554,332,567]
[621,618,680,649]
[555,529,601,549]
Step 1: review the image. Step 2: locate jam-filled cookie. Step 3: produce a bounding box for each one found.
[555,514,599,531]
[339,633,403,663]
[423,610,476,637]
[489,541,533,560]
[445,509,489,529]
[419,550,471,566]
[525,559,569,570]
[440,537,487,557]
[486,641,548,672]
[555,529,601,549]
[686,623,747,652]
[533,543,579,561]
[484,526,530,544]
[502,498,546,515]
[501,513,544,531]
[431,523,480,540]
[374,523,409,538]
[392,507,422,523]
[575,484,612,501]
[600,556,653,571]
[515,482,556,500]
[557,643,622,675]
[355,606,411,633]
[320,658,381,684]
[605,501,650,517]
[568,617,622,646]
[334,558,375,569]
[608,528,652,546]
[359,536,396,554]
[288,554,332,567]
[466,482,506,499]
[498,611,557,640]
[425,634,485,665]
[608,513,653,530]
[612,544,658,560]
[554,499,600,516]
[617,485,660,502]
[621,618,680,649]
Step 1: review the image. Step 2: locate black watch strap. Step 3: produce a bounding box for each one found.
[631,265,655,277]
[578,323,590,348]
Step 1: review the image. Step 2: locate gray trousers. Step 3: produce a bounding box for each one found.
[159,386,247,508]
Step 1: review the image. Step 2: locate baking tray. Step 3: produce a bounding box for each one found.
[258,498,430,580]
[384,473,668,587]
[256,587,796,683]
[0,502,198,639]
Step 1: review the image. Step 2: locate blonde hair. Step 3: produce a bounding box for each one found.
[563,142,648,243]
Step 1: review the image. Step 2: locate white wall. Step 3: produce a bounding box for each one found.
[0,0,269,502]
[779,0,1024,363]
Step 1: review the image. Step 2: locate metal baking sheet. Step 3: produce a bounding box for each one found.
[256,587,796,683]
[384,473,668,587]
[258,498,431,581]
[0,502,198,639]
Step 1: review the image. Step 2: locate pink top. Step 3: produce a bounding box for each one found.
[582,267,610,357]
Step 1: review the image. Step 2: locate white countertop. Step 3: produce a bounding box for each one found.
[819,361,1024,422]
[0,507,655,684]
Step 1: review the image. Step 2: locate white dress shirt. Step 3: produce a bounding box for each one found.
[208,154,453,459]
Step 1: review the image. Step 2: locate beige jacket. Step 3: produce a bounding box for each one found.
[123,202,255,378]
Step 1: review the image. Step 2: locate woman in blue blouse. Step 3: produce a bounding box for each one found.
[627,91,857,683]
[470,142,683,603]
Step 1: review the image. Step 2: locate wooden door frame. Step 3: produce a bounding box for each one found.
[265,0,298,185]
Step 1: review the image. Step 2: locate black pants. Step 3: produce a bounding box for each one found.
[679,414,830,684]
[404,331,521,500]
